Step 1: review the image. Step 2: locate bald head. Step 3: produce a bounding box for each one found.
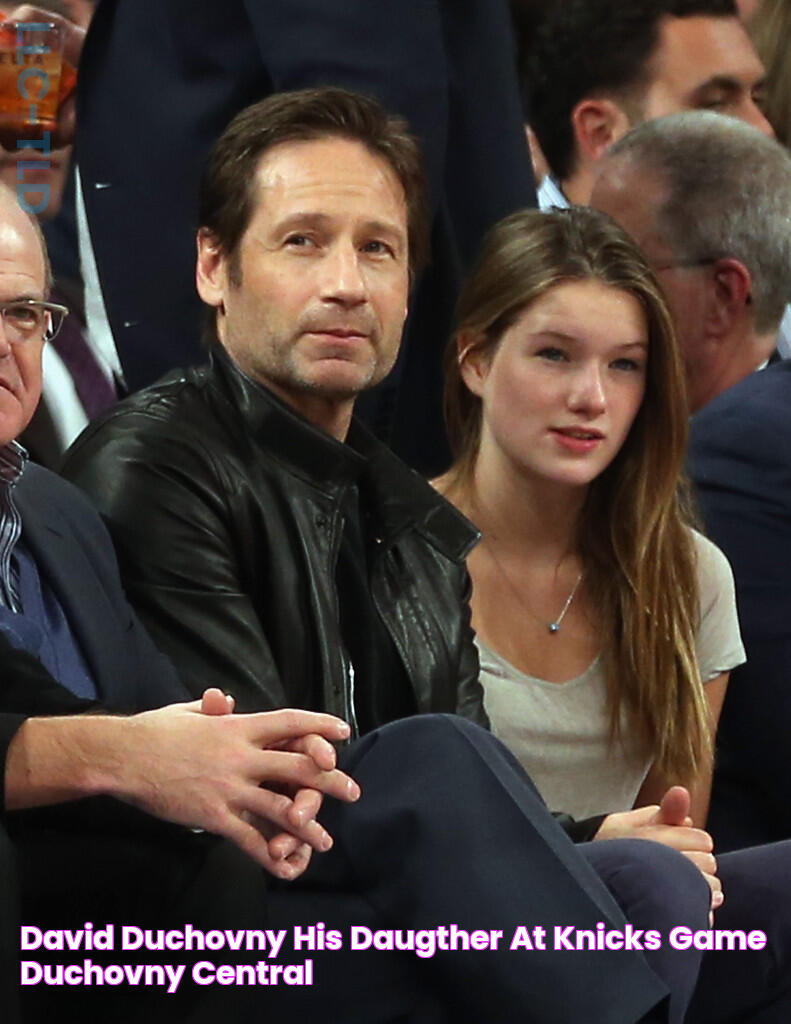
[0,185,51,444]
[0,184,51,293]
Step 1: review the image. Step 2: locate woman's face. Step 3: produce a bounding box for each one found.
[462,278,649,491]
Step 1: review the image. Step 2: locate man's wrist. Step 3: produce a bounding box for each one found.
[5,713,136,811]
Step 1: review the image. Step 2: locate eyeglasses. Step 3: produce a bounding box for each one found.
[0,299,69,344]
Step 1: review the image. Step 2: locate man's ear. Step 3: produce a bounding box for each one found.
[708,258,752,337]
[571,97,632,165]
[196,228,228,309]
[456,331,490,397]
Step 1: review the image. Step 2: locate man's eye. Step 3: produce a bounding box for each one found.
[284,234,313,247]
[5,305,39,329]
[536,347,567,362]
[698,93,728,110]
[361,240,393,256]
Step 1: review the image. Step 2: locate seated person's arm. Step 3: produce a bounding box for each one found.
[635,671,730,828]
[2,648,359,880]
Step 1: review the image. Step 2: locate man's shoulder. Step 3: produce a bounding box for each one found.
[689,363,791,496]
[18,460,102,515]
[65,363,232,472]
[16,461,120,573]
[692,361,791,439]
[86,364,217,439]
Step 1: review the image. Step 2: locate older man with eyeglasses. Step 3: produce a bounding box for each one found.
[0,184,113,695]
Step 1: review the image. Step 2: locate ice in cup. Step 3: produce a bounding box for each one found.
[0,21,67,151]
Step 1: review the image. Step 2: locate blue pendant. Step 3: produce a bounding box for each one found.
[548,622,560,634]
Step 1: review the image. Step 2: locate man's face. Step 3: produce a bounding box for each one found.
[198,136,409,435]
[0,198,47,445]
[640,15,771,135]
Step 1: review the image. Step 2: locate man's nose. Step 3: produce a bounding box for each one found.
[568,362,606,413]
[321,242,367,304]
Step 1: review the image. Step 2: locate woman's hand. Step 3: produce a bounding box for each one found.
[595,786,723,914]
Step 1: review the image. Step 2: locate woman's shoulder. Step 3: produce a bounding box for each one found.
[687,527,739,624]
[687,527,735,586]
[686,528,745,677]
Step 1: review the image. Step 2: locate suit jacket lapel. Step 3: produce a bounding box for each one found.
[16,489,128,708]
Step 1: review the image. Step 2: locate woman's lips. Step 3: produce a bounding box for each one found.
[550,427,604,453]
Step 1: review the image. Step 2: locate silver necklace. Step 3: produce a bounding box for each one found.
[483,539,583,635]
[547,571,583,634]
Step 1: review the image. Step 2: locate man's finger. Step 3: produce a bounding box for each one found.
[267,831,302,861]
[273,840,313,878]
[278,732,338,771]
[252,749,360,802]
[287,787,323,829]
[219,812,307,880]
[249,708,351,746]
[246,787,334,853]
[201,688,235,716]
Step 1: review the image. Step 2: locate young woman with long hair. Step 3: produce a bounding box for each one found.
[435,205,743,827]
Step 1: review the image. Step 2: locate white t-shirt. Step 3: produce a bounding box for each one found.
[477,530,745,819]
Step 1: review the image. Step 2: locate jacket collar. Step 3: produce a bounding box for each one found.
[208,343,480,561]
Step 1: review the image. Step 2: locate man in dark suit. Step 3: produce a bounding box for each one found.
[590,110,791,850]
[689,362,791,849]
[591,111,789,412]
[72,0,534,475]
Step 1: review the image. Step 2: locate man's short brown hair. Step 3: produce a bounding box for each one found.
[199,86,430,293]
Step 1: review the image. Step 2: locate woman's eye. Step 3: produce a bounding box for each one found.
[611,357,642,372]
[536,347,567,362]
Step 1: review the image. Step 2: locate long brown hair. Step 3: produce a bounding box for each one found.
[444,206,710,783]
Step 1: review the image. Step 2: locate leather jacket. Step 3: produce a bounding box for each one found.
[64,345,488,734]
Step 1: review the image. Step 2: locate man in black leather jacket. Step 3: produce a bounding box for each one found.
[65,87,485,734]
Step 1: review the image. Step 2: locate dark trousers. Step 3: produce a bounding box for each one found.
[8,715,785,1023]
[690,840,791,1023]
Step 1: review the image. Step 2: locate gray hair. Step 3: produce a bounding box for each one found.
[606,110,791,334]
